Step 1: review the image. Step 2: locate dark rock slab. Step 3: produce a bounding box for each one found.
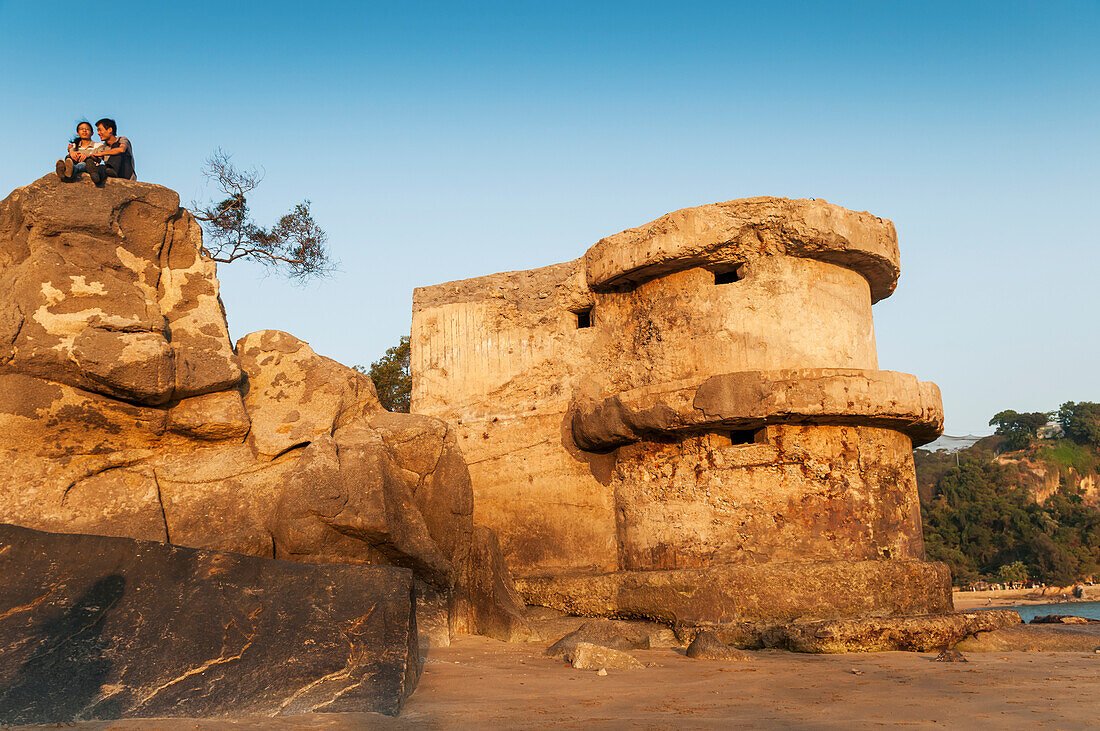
[0,524,420,724]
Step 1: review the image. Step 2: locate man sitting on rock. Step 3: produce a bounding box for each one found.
[85,118,136,184]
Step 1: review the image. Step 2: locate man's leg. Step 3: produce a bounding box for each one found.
[103,155,124,179]
[86,158,103,184]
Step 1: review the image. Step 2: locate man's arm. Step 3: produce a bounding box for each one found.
[92,138,130,158]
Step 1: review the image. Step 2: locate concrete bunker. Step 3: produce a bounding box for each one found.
[411,196,948,625]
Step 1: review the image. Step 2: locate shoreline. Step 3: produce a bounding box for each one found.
[953,587,1097,610]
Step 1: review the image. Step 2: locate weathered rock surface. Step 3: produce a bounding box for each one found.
[564,642,644,671]
[685,630,751,661]
[955,624,1100,653]
[0,524,419,723]
[462,526,530,641]
[545,618,651,658]
[1030,614,1099,624]
[0,175,516,644]
[0,176,239,404]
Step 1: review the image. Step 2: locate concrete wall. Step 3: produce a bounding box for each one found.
[411,197,940,580]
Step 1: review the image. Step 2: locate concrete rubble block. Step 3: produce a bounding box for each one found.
[564,642,644,671]
[777,609,1022,653]
[0,524,420,723]
[516,560,953,626]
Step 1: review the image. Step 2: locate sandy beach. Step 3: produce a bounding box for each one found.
[44,634,1100,730]
[953,588,1097,610]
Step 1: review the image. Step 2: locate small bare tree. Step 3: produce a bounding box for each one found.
[190,149,333,281]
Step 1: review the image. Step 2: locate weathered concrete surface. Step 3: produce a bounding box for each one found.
[0,524,419,723]
[610,425,928,569]
[516,560,952,625]
[0,176,515,644]
[571,368,944,451]
[412,195,946,627]
[776,610,1022,653]
[564,642,644,670]
[582,196,901,302]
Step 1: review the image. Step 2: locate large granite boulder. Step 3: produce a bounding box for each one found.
[0,524,419,722]
[0,175,521,643]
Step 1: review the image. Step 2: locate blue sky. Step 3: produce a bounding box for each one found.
[2,1,1097,434]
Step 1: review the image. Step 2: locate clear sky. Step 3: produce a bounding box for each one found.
[2,1,1097,435]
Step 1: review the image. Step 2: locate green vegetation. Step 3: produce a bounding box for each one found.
[1058,401,1100,447]
[1037,440,1099,476]
[357,336,411,413]
[918,401,1100,587]
[988,409,1050,451]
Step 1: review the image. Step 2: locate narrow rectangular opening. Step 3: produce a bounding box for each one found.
[728,429,757,445]
[710,428,767,447]
[575,308,592,329]
[713,264,744,285]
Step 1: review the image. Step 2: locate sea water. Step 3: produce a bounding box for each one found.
[980,600,1100,622]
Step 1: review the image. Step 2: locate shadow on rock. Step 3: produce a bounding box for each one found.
[0,574,126,725]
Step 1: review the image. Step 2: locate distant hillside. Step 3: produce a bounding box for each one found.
[914,408,1100,587]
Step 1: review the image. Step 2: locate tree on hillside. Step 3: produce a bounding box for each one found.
[997,560,1028,584]
[1058,401,1100,447]
[358,336,411,413]
[988,410,1050,451]
[189,149,333,281]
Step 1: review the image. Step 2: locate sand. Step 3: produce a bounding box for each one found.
[953,589,1093,610]
[43,634,1100,730]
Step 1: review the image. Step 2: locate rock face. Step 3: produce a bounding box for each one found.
[0,175,518,642]
[411,196,947,623]
[0,524,419,722]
